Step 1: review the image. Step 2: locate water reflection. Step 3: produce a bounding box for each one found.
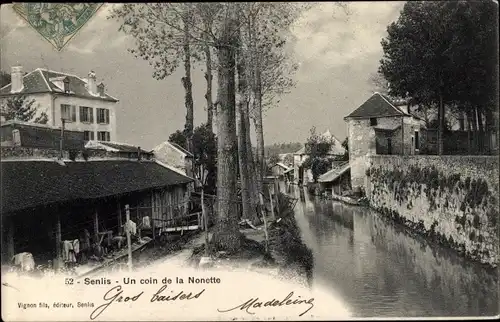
[288,185,498,317]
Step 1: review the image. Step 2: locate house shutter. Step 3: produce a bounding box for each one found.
[71,106,76,122]
[105,109,110,124]
[79,107,85,122]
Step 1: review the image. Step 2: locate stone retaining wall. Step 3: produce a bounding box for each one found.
[367,155,499,267]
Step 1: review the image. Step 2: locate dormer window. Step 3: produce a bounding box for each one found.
[63,77,70,93]
[97,82,105,96]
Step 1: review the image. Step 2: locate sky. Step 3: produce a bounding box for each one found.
[0,2,405,150]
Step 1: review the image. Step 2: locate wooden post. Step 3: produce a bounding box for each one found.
[259,193,269,253]
[151,193,155,242]
[274,178,280,213]
[55,213,62,270]
[152,215,156,242]
[93,210,99,245]
[125,204,132,272]
[136,206,141,240]
[401,117,405,155]
[202,189,209,256]
[269,188,276,221]
[117,201,123,235]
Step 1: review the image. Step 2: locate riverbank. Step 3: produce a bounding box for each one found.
[188,194,313,287]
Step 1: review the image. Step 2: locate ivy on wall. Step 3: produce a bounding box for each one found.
[368,165,497,228]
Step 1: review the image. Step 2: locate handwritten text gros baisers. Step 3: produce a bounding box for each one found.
[87,276,315,320]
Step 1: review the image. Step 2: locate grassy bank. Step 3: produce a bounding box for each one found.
[189,192,314,286]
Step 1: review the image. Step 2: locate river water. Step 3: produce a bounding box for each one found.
[284,184,498,318]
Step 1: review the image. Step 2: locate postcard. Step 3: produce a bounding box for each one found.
[1,2,499,321]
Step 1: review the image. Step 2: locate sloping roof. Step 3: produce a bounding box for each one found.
[153,141,194,158]
[293,146,306,155]
[169,142,193,157]
[284,168,294,174]
[274,162,291,170]
[318,162,350,183]
[1,121,85,150]
[0,68,118,102]
[345,93,410,119]
[85,141,151,154]
[293,130,346,156]
[1,160,193,214]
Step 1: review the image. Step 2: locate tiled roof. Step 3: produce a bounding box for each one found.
[345,93,410,119]
[318,162,350,183]
[0,68,118,102]
[1,122,85,150]
[1,160,193,214]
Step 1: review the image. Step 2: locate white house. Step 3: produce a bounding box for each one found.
[293,129,346,185]
[0,66,119,142]
[153,141,194,178]
[270,162,292,178]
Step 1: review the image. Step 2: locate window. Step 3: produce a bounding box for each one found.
[12,129,21,146]
[370,118,378,126]
[84,131,95,141]
[414,130,420,150]
[79,106,94,123]
[387,138,392,155]
[97,108,110,124]
[61,104,76,122]
[63,78,70,93]
[97,131,110,142]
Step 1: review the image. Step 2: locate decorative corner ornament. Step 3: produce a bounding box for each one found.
[12,3,103,51]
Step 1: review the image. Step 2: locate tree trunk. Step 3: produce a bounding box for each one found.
[245,102,261,224]
[203,20,214,132]
[238,48,261,225]
[248,15,265,195]
[466,109,473,154]
[471,107,479,154]
[253,69,265,193]
[236,49,252,224]
[182,12,194,152]
[477,107,484,153]
[211,8,241,253]
[485,108,494,154]
[437,94,444,155]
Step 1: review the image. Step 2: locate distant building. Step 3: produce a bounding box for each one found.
[1,66,119,142]
[153,141,194,178]
[270,162,292,178]
[318,161,351,196]
[293,130,346,185]
[344,92,426,191]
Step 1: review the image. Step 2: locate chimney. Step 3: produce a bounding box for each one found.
[87,70,97,95]
[11,66,23,93]
[97,82,105,96]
